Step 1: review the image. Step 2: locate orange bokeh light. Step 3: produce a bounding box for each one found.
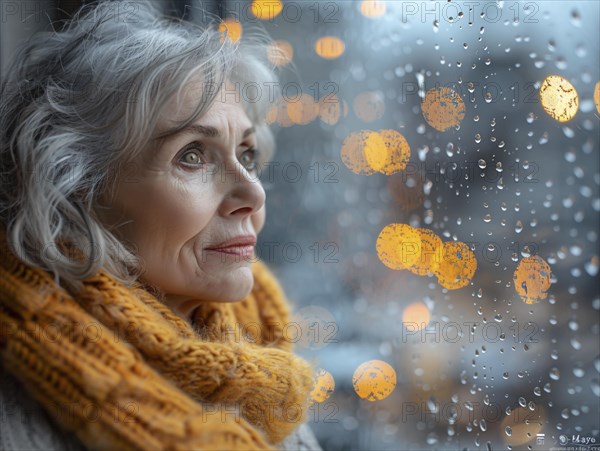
[434,241,477,290]
[421,87,465,131]
[353,360,397,401]
[315,36,345,60]
[251,0,283,20]
[376,223,422,270]
[402,302,431,330]
[360,0,387,18]
[217,19,242,43]
[311,369,335,403]
[408,228,443,276]
[513,255,552,304]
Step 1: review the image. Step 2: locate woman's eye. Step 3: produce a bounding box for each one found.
[240,148,260,171]
[179,149,204,167]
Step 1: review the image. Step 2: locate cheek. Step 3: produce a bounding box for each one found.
[252,205,266,234]
[106,176,216,248]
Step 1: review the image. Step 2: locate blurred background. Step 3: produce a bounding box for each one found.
[2,0,599,449]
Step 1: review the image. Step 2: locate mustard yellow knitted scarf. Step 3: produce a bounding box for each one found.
[0,228,316,450]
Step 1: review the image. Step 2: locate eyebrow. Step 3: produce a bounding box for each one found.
[159,124,256,141]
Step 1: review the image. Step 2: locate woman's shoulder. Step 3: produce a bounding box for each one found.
[0,364,87,451]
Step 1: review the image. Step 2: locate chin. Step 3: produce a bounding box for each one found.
[198,268,255,303]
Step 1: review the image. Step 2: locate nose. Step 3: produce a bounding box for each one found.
[217,158,266,217]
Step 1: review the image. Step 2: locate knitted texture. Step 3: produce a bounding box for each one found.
[0,227,317,450]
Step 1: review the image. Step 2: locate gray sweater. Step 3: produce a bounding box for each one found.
[0,365,322,451]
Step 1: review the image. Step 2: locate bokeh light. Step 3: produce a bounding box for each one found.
[251,0,283,20]
[434,241,477,290]
[311,368,335,403]
[513,255,552,304]
[353,90,386,123]
[318,94,348,125]
[408,228,443,276]
[340,130,377,175]
[287,93,319,125]
[359,0,386,19]
[363,129,411,175]
[362,131,387,172]
[315,36,345,60]
[539,75,579,122]
[376,223,422,270]
[402,302,431,330]
[421,87,466,131]
[265,97,294,127]
[352,360,397,401]
[217,19,242,43]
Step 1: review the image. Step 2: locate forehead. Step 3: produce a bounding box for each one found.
[157,78,252,135]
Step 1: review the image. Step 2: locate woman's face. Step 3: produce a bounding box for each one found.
[98,80,266,321]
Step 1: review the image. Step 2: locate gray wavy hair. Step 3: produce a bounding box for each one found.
[0,0,280,295]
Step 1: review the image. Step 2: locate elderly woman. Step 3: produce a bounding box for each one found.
[0,1,322,450]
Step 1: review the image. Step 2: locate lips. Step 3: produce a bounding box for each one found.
[205,235,257,251]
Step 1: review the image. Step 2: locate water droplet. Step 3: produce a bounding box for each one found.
[571,9,581,27]
[503,372,509,380]
[518,397,527,407]
[515,221,523,233]
[427,396,439,413]
[505,426,513,436]
[585,257,599,276]
[575,44,587,58]
[549,367,560,380]
[483,213,492,223]
[478,159,487,169]
[426,433,438,445]
[480,419,487,432]
[533,386,541,396]
[592,379,600,397]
